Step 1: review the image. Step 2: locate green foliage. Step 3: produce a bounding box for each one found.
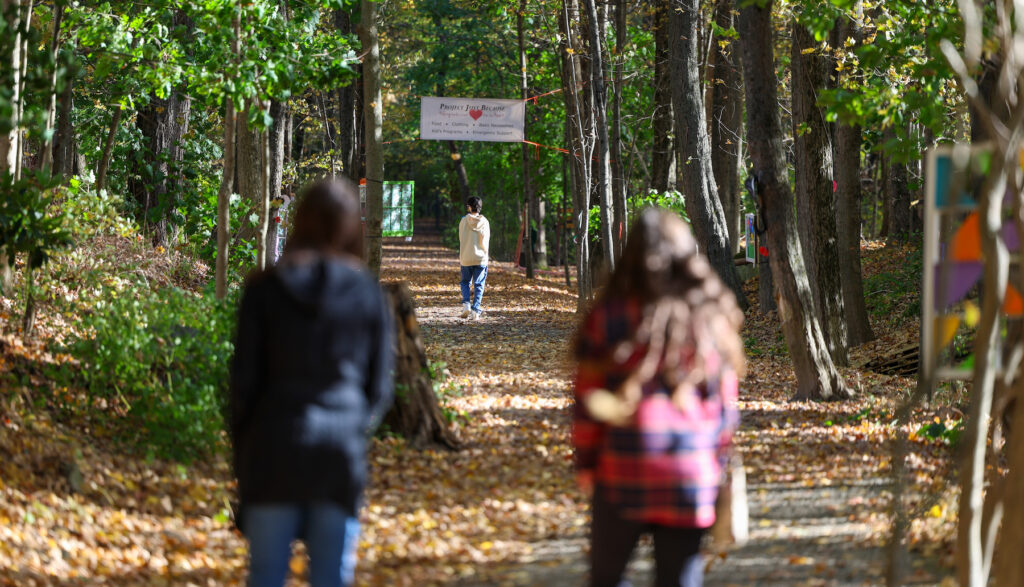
[916,419,963,445]
[863,247,923,323]
[62,287,237,461]
[0,172,73,280]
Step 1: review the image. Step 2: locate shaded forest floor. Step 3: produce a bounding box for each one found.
[0,229,958,585]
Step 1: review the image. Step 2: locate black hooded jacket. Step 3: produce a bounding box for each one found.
[229,253,394,511]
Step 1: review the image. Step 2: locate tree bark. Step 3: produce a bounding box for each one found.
[738,0,851,400]
[236,109,264,246]
[518,2,535,279]
[669,0,747,308]
[216,13,240,301]
[791,21,848,365]
[13,0,31,180]
[610,0,627,257]
[335,9,361,181]
[256,119,270,270]
[709,0,743,256]
[40,3,63,172]
[885,126,913,243]
[361,0,384,277]
[834,10,874,346]
[650,2,674,194]
[559,0,593,309]
[1,0,24,175]
[582,0,615,273]
[130,87,191,246]
[265,100,286,264]
[382,282,460,449]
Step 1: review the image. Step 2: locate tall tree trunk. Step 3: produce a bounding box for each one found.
[361,0,384,277]
[13,0,31,180]
[834,8,873,346]
[709,0,743,255]
[256,121,270,270]
[885,126,913,243]
[582,0,615,273]
[791,21,848,365]
[650,2,674,194]
[40,3,63,172]
[236,112,263,243]
[265,100,286,264]
[335,9,361,181]
[738,0,851,400]
[130,87,191,246]
[1,0,23,175]
[216,13,240,300]
[518,2,535,279]
[610,0,627,257]
[52,70,76,179]
[560,0,593,309]
[669,0,747,308]
[447,141,471,204]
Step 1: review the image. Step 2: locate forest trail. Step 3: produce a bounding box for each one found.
[364,230,945,586]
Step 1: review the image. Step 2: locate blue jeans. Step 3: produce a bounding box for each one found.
[243,502,360,587]
[460,265,488,313]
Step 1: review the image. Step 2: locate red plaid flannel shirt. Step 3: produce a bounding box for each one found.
[573,297,739,528]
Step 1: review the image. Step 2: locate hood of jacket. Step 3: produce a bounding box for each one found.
[272,253,362,315]
[464,213,486,231]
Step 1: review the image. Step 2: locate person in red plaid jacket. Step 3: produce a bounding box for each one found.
[572,208,744,587]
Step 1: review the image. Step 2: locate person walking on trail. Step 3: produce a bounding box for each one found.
[572,208,744,587]
[458,196,490,320]
[230,180,394,587]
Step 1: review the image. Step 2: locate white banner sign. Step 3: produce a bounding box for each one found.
[420,97,525,142]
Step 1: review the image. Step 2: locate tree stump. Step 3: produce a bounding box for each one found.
[382,282,460,450]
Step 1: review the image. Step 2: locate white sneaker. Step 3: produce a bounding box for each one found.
[471,311,482,320]
[461,303,472,318]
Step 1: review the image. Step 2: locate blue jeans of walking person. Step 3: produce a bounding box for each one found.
[460,265,488,313]
[244,502,360,587]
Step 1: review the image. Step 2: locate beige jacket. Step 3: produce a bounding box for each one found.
[459,213,490,266]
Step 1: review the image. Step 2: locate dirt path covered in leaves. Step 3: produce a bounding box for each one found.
[365,232,949,585]
[0,232,951,585]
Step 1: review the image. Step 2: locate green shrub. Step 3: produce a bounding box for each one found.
[64,286,237,461]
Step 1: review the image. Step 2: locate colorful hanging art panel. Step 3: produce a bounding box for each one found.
[921,144,1024,396]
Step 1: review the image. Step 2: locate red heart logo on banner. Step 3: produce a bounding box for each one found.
[469,109,483,120]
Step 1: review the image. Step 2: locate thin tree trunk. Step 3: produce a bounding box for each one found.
[834,6,873,346]
[650,2,674,194]
[216,13,240,300]
[791,20,848,365]
[52,69,75,178]
[560,0,592,308]
[738,0,850,400]
[96,107,124,192]
[256,122,270,270]
[1,0,24,175]
[885,126,913,243]
[669,0,747,308]
[40,3,63,172]
[518,2,535,279]
[361,0,384,277]
[610,0,627,257]
[582,0,615,273]
[265,100,286,264]
[13,0,32,180]
[709,0,743,256]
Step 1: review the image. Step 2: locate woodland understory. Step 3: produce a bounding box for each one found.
[0,232,963,585]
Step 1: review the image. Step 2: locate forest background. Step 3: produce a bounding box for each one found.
[2,0,1024,584]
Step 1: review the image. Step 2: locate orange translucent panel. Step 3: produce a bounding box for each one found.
[951,213,982,261]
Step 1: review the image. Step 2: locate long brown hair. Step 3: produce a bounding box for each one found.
[575,208,744,418]
[283,179,364,260]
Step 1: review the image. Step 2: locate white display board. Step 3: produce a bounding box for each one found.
[419,97,525,142]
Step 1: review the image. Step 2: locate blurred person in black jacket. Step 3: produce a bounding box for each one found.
[230,179,394,587]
